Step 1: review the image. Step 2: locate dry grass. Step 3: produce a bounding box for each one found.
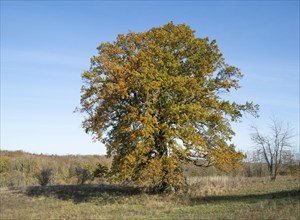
[1,176,299,219]
[185,176,246,196]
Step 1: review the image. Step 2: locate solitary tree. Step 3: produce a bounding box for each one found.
[79,22,258,191]
[251,118,294,181]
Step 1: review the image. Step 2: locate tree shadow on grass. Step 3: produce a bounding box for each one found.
[17,184,300,206]
[189,189,300,205]
[21,184,143,204]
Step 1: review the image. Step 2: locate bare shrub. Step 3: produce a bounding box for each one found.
[70,163,94,185]
[36,167,53,186]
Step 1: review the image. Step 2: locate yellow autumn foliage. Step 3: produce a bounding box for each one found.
[79,22,258,191]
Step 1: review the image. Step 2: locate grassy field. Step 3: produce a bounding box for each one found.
[1,176,299,220]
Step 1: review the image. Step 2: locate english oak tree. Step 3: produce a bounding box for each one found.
[79,22,258,191]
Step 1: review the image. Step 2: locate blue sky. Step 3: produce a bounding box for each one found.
[1,1,299,156]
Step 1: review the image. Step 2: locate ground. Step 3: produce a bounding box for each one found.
[0,176,299,219]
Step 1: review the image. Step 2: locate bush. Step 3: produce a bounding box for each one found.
[36,167,53,186]
[5,171,26,187]
[93,163,109,178]
[0,156,11,173]
[71,164,94,185]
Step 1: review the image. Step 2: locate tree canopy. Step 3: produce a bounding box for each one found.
[79,22,258,191]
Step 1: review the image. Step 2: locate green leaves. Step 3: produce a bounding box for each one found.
[79,22,258,190]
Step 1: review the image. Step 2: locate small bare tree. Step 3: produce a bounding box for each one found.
[36,167,53,186]
[251,118,294,181]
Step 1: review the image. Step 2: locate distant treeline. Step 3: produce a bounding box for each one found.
[0,150,111,187]
[0,150,299,187]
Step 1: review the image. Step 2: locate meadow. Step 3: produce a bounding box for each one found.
[1,176,299,220]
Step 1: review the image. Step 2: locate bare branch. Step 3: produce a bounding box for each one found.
[250,118,295,181]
